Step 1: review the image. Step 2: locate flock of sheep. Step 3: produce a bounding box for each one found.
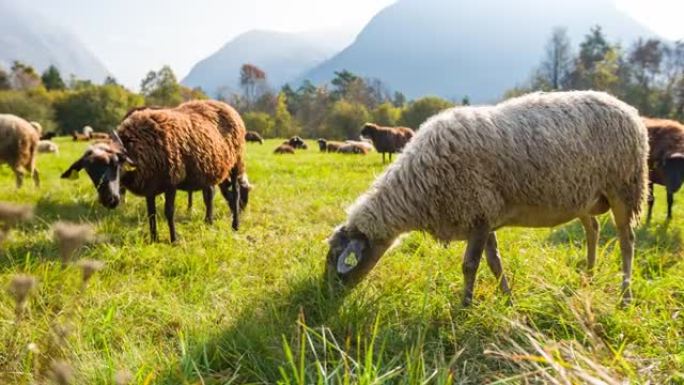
[2,90,684,306]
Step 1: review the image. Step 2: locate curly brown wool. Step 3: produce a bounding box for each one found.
[63,100,248,242]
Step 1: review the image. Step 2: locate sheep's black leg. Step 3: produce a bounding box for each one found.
[187,191,193,213]
[164,189,177,243]
[666,188,674,220]
[230,168,240,231]
[462,225,489,306]
[646,181,654,223]
[219,168,241,231]
[382,153,386,164]
[202,186,215,224]
[146,195,158,242]
[389,152,392,162]
[484,232,511,299]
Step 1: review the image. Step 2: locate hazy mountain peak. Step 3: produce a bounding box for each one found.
[0,0,109,82]
[303,0,658,102]
[182,28,355,96]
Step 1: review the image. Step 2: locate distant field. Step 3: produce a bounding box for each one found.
[0,138,683,384]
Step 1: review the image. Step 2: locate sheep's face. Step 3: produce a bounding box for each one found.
[288,136,307,149]
[325,225,392,287]
[664,153,684,192]
[61,145,134,209]
[360,123,377,140]
[317,139,327,152]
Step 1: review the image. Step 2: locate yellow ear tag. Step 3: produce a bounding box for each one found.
[69,170,80,180]
[123,163,137,172]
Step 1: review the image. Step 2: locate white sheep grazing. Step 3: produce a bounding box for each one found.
[345,140,374,152]
[0,114,40,188]
[38,140,59,154]
[82,125,94,137]
[326,91,648,306]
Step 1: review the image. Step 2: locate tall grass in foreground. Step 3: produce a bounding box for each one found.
[0,138,683,384]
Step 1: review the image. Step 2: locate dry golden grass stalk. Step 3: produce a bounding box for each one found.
[49,360,74,385]
[8,274,37,319]
[77,259,105,285]
[114,369,134,385]
[0,202,34,227]
[52,221,95,265]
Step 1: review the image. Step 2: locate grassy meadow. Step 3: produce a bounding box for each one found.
[0,137,683,384]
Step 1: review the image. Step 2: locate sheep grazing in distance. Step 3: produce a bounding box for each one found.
[82,125,110,140]
[326,91,648,306]
[62,100,249,243]
[40,132,57,140]
[360,123,414,163]
[285,136,308,149]
[274,144,295,154]
[245,131,264,144]
[0,114,40,188]
[317,139,345,153]
[337,143,368,155]
[38,140,59,154]
[643,117,684,222]
[72,131,90,141]
[345,140,374,152]
[90,132,110,140]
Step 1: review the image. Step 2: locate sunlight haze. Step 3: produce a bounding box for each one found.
[18,0,684,89]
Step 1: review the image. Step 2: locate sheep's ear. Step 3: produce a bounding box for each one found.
[61,159,84,180]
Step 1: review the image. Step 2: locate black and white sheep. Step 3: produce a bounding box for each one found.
[327,91,648,305]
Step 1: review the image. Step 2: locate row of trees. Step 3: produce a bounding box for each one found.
[511,26,684,120]
[0,63,206,134]
[5,24,680,139]
[224,64,456,139]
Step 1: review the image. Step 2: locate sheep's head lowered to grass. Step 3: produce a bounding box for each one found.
[61,139,134,209]
[325,225,394,286]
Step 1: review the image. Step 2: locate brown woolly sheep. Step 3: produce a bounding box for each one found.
[90,132,110,141]
[317,139,345,153]
[643,118,684,222]
[337,143,368,155]
[0,114,40,188]
[245,131,264,144]
[62,100,248,243]
[360,123,414,163]
[72,132,90,142]
[274,144,296,154]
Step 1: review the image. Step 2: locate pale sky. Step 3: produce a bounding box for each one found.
[19,0,684,90]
